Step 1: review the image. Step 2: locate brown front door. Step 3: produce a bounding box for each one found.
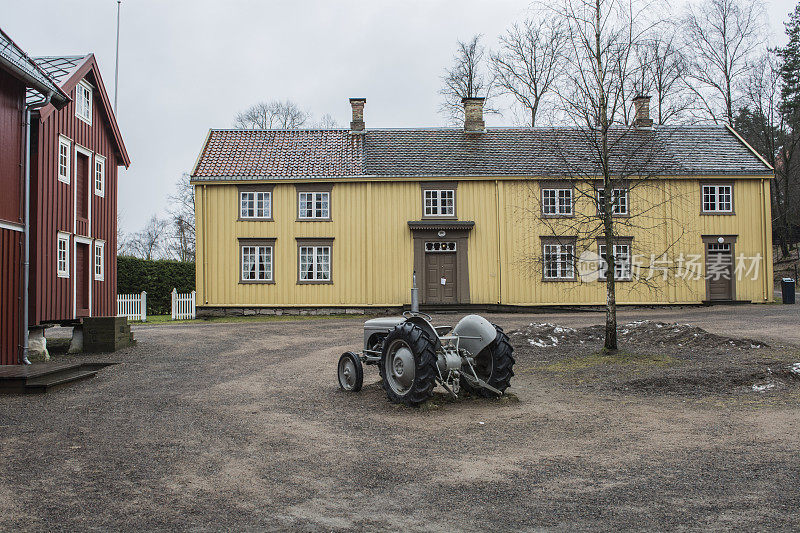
[424,250,457,304]
[706,242,733,300]
[76,152,89,235]
[76,243,90,317]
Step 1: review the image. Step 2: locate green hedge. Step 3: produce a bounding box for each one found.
[117,256,196,316]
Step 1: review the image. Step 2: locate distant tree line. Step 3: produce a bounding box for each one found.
[440,0,800,257]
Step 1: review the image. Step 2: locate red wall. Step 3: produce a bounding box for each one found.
[0,69,23,225]
[30,67,118,325]
[0,69,24,364]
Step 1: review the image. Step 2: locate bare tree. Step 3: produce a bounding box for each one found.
[166,173,195,262]
[525,0,691,352]
[735,52,800,258]
[682,0,766,123]
[628,27,692,124]
[128,215,170,260]
[234,100,309,129]
[440,34,496,124]
[313,113,339,128]
[490,17,568,126]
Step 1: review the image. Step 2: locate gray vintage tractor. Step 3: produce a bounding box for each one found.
[337,312,515,406]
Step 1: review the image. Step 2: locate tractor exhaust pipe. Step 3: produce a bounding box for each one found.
[410,270,419,313]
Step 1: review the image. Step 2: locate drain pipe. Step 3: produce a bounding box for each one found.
[22,93,53,364]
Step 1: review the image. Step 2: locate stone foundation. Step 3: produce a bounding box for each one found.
[196,306,401,318]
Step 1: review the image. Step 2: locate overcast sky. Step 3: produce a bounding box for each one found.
[1,0,795,233]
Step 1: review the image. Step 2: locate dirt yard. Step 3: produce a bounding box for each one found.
[1,305,799,531]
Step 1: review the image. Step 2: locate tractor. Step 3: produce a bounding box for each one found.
[337,312,515,406]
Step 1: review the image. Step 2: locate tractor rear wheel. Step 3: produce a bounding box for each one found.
[379,322,437,406]
[462,325,515,398]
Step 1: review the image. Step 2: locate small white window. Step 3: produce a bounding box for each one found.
[424,189,455,217]
[94,241,105,281]
[543,242,575,279]
[597,188,628,215]
[240,191,271,219]
[598,243,632,280]
[542,188,573,216]
[702,185,733,213]
[298,192,330,219]
[57,232,70,278]
[58,136,71,184]
[299,245,331,281]
[75,81,92,124]
[241,245,273,281]
[94,155,105,196]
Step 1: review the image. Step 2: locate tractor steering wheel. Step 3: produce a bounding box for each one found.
[403,310,432,321]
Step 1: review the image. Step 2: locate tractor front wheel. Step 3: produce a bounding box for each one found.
[338,351,364,392]
[379,322,437,406]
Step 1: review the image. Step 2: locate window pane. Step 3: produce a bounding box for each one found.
[542,190,556,215]
[242,246,256,280]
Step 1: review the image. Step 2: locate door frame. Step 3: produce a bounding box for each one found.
[74,144,93,237]
[74,236,93,318]
[408,221,473,305]
[701,234,737,301]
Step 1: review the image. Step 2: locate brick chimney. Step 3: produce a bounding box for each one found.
[349,98,366,133]
[633,95,653,128]
[462,97,485,133]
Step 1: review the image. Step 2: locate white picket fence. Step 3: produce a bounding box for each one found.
[171,288,196,320]
[118,291,147,322]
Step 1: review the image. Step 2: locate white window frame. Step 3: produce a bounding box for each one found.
[701,184,733,213]
[423,189,455,217]
[94,240,105,281]
[542,188,573,216]
[542,242,575,280]
[241,245,273,282]
[299,245,331,282]
[94,154,105,197]
[58,135,71,184]
[597,188,629,215]
[57,232,70,278]
[240,191,272,219]
[598,243,632,281]
[298,191,330,220]
[75,80,92,125]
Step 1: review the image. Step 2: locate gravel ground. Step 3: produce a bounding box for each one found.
[1,305,799,531]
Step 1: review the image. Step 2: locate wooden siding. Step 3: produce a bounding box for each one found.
[0,69,23,225]
[196,176,773,308]
[0,227,23,364]
[30,68,119,325]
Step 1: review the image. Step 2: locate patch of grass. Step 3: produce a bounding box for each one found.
[545,350,677,372]
[131,313,372,326]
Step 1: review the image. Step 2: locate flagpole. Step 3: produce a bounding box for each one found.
[114,0,121,113]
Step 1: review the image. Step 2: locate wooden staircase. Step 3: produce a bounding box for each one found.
[0,362,112,394]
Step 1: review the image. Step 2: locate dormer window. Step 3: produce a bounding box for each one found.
[75,81,92,124]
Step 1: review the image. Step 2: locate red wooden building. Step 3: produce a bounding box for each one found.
[0,28,68,365]
[27,54,130,330]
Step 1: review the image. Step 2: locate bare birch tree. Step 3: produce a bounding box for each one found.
[490,17,568,126]
[235,100,309,129]
[167,173,196,262]
[681,0,765,124]
[440,34,496,124]
[129,215,170,260]
[527,0,692,352]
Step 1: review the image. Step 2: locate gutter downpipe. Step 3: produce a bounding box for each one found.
[22,93,53,364]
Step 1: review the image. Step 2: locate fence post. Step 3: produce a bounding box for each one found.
[191,290,196,319]
[141,291,147,322]
[171,288,177,320]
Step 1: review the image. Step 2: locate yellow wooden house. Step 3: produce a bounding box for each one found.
[190,97,773,314]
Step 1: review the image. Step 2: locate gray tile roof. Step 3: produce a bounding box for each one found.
[191,125,772,181]
[25,55,89,105]
[0,28,68,106]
